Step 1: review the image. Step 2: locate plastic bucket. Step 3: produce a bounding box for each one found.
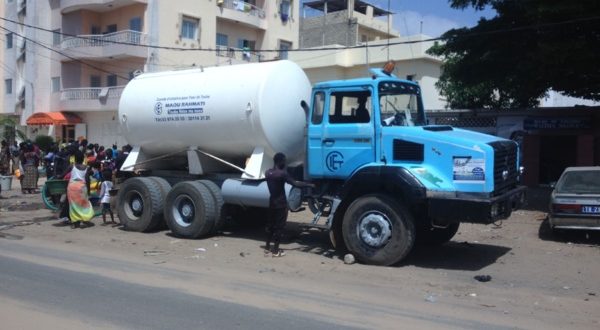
[0,175,13,191]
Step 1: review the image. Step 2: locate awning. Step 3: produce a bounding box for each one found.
[26,112,83,125]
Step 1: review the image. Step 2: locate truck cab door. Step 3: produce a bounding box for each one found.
[316,88,375,179]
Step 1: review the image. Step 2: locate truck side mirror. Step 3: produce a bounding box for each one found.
[300,100,310,118]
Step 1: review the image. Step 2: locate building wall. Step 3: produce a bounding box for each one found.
[290,36,444,110]
[300,10,357,48]
[78,111,126,148]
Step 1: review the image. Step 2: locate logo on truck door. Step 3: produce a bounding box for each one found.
[326,151,344,172]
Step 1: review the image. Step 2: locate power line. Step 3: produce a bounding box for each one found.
[2,14,600,54]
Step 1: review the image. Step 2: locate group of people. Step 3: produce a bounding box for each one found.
[1,139,43,196]
[52,140,132,228]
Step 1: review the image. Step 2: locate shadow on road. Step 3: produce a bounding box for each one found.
[538,218,600,245]
[403,242,511,271]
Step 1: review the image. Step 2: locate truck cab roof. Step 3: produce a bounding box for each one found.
[313,68,420,90]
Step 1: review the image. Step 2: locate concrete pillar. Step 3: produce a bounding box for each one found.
[348,0,355,19]
[366,5,373,19]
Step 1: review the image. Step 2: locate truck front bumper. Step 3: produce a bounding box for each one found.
[427,186,527,224]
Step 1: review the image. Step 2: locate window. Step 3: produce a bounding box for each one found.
[5,79,12,94]
[129,17,142,32]
[216,33,228,47]
[406,74,416,81]
[105,24,117,34]
[107,75,118,87]
[181,16,199,40]
[379,81,425,126]
[90,75,101,88]
[311,92,325,125]
[237,39,255,50]
[328,91,372,124]
[53,29,61,46]
[6,33,12,48]
[51,77,60,93]
[278,40,292,60]
[280,0,291,21]
[91,25,101,35]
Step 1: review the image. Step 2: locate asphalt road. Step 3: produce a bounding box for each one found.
[0,251,353,330]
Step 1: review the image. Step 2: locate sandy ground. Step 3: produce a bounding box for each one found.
[1,178,599,329]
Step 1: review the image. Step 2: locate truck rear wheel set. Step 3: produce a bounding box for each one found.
[117,177,224,238]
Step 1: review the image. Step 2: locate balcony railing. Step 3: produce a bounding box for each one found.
[59,86,125,112]
[216,45,261,62]
[218,0,265,18]
[61,30,146,50]
[61,86,125,101]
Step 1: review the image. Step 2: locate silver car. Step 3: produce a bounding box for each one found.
[549,167,600,231]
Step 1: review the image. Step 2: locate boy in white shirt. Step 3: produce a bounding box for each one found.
[99,169,115,224]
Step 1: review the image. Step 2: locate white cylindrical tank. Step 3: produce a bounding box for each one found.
[118,60,311,163]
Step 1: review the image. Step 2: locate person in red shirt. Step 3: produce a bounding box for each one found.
[264,152,314,257]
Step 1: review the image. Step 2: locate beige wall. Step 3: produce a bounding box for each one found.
[79,4,146,34]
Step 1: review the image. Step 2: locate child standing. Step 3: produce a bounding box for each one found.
[99,169,115,224]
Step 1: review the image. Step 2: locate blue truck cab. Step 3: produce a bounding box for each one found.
[305,66,526,266]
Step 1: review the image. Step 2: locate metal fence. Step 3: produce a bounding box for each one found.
[61,30,146,49]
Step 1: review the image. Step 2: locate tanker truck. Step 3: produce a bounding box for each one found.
[116,60,525,266]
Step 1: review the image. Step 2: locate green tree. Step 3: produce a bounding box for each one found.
[428,0,600,108]
[0,115,26,143]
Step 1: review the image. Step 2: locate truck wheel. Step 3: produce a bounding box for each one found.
[117,177,166,232]
[165,181,216,238]
[148,177,172,229]
[342,194,415,266]
[196,180,225,232]
[417,222,460,245]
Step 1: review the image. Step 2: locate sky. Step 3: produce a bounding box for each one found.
[381,0,497,37]
[304,0,497,38]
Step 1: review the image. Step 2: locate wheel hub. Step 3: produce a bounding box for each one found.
[357,211,392,248]
[172,195,195,227]
[131,198,142,213]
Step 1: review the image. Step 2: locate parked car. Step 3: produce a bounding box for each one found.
[548,167,600,231]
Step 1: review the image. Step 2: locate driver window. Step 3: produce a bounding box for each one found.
[328,91,371,124]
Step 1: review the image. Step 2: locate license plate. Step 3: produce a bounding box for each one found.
[581,206,600,214]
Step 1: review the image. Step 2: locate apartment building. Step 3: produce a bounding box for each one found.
[293,0,446,110]
[2,0,299,147]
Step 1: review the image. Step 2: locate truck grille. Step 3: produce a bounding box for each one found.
[489,141,518,196]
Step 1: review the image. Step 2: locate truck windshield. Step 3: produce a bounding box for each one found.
[379,81,425,127]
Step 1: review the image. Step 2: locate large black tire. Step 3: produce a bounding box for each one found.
[417,222,460,245]
[147,177,172,229]
[165,181,217,238]
[196,180,225,232]
[116,177,166,232]
[342,194,415,266]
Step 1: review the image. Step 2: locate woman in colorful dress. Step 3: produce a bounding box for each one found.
[20,142,39,194]
[66,150,95,228]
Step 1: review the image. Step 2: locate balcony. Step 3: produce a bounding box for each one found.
[216,45,262,63]
[216,0,267,30]
[61,30,147,60]
[61,0,147,14]
[59,86,125,112]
